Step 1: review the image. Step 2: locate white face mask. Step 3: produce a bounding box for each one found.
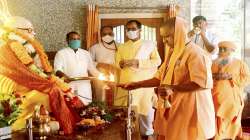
[102,35,114,44]
[126,30,139,40]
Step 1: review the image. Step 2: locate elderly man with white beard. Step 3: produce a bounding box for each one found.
[0,16,81,134]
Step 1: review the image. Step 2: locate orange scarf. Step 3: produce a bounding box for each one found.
[161,17,188,85]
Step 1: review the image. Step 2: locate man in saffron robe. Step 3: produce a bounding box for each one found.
[212,41,250,139]
[119,17,216,140]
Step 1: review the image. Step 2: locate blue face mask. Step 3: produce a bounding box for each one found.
[69,40,81,49]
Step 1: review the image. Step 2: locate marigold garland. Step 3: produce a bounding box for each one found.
[9,41,33,65]
[1,26,53,73]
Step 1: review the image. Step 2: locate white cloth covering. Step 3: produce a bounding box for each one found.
[139,107,155,136]
[89,42,117,102]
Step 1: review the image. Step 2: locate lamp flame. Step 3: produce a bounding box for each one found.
[98,73,115,82]
[98,73,107,81]
[109,73,115,82]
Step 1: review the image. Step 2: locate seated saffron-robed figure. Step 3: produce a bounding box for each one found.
[0,16,82,134]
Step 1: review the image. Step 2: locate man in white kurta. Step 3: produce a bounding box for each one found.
[54,31,100,105]
[90,41,116,65]
[188,16,219,60]
[90,26,117,66]
[89,26,117,102]
[115,20,161,138]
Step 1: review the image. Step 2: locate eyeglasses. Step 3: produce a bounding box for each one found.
[126,28,138,31]
[219,47,229,52]
[17,27,34,34]
[101,33,114,36]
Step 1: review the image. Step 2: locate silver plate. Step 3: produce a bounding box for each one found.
[68,77,96,81]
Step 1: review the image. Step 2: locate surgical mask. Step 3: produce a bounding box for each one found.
[126,30,139,40]
[219,59,229,66]
[69,40,81,49]
[193,27,201,35]
[102,35,114,44]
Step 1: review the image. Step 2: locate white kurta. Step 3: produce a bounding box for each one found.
[89,43,116,65]
[191,31,219,60]
[54,47,100,104]
[89,43,117,102]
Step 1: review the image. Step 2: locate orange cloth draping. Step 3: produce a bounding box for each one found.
[212,55,250,139]
[154,6,179,139]
[154,17,215,140]
[0,41,80,134]
[218,41,237,51]
[86,4,99,50]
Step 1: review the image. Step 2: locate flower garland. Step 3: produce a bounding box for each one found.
[1,26,52,73]
[0,26,74,94]
[0,92,22,127]
[9,41,34,65]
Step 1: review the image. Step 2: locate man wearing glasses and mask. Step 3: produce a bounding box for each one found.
[89,26,118,103]
[115,20,161,140]
[188,16,219,60]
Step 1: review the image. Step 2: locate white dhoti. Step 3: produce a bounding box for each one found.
[139,107,155,136]
[54,47,101,105]
[69,80,92,105]
[196,89,216,139]
[92,80,106,102]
